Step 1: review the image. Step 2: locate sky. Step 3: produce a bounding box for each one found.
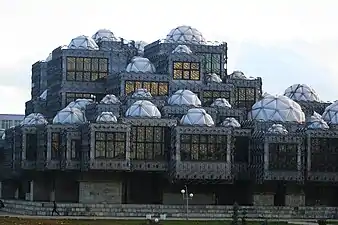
[0,0,338,114]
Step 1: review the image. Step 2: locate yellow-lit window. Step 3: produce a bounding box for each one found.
[151,82,159,96]
[125,81,169,96]
[125,81,135,95]
[173,61,200,80]
[158,82,168,96]
[66,57,108,82]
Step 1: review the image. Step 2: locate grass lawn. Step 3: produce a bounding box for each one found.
[0,217,289,225]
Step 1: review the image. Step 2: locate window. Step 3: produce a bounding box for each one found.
[95,132,126,159]
[130,126,169,160]
[125,81,169,96]
[180,134,227,161]
[196,53,222,74]
[234,136,249,163]
[71,139,81,160]
[65,92,96,105]
[311,138,338,172]
[51,132,61,160]
[66,57,108,82]
[26,134,37,161]
[235,87,256,109]
[269,143,298,171]
[203,90,230,105]
[1,120,12,129]
[173,62,200,80]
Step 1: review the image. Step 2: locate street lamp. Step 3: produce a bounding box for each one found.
[181,185,193,220]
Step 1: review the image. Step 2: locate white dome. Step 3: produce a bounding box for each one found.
[132,88,152,99]
[180,108,214,126]
[165,26,206,45]
[1,132,5,140]
[172,45,192,54]
[267,124,288,135]
[284,84,320,102]
[211,98,231,108]
[68,35,99,50]
[96,112,117,123]
[230,71,247,79]
[135,41,148,56]
[53,107,87,124]
[221,117,241,128]
[168,90,201,107]
[21,113,48,126]
[205,73,222,83]
[39,89,47,100]
[308,112,329,129]
[322,101,338,124]
[67,99,94,111]
[100,94,120,104]
[126,57,156,73]
[248,95,305,123]
[125,100,161,118]
[92,29,118,43]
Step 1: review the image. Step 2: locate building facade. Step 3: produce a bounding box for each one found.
[0,26,337,207]
[0,114,24,130]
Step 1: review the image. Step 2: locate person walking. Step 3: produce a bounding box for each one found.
[51,200,60,216]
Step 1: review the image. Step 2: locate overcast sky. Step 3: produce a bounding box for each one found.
[0,0,338,114]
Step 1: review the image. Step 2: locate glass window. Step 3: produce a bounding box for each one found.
[202,90,230,105]
[311,138,338,172]
[124,81,169,96]
[66,57,108,82]
[66,92,96,105]
[196,53,222,74]
[51,132,60,160]
[235,87,256,110]
[94,132,126,159]
[268,143,298,171]
[172,61,200,80]
[180,134,227,161]
[130,126,169,160]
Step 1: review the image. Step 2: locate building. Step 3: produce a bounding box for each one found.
[0,114,24,130]
[0,26,337,207]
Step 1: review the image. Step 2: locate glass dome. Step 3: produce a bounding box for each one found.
[205,73,222,83]
[165,25,206,45]
[284,84,320,102]
[92,29,118,43]
[168,90,201,107]
[135,41,148,56]
[67,99,94,111]
[221,117,241,128]
[100,94,120,104]
[53,107,87,124]
[322,101,338,124]
[21,113,48,126]
[308,112,329,130]
[248,95,305,123]
[229,71,247,79]
[68,35,99,50]
[125,100,161,118]
[126,57,156,73]
[172,45,192,54]
[96,112,117,123]
[132,88,152,99]
[39,89,47,100]
[211,98,231,108]
[267,124,288,135]
[180,108,214,126]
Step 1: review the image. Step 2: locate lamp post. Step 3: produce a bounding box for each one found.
[181,185,193,220]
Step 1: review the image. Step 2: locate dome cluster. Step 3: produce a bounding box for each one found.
[168,90,201,107]
[284,84,320,102]
[308,112,329,130]
[165,26,206,45]
[126,57,156,73]
[267,124,288,135]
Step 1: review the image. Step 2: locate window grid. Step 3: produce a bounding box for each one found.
[196,53,222,74]
[203,90,230,105]
[65,92,96,105]
[235,87,256,110]
[51,132,61,160]
[130,126,168,160]
[125,81,169,96]
[173,62,200,80]
[180,134,227,161]
[66,57,108,82]
[268,143,298,171]
[94,132,126,159]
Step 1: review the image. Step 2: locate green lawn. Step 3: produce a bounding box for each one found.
[0,217,289,225]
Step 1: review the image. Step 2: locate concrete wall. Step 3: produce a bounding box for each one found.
[253,193,274,206]
[79,181,122,204]
[2,199,338,219]
[163,193,214,205]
